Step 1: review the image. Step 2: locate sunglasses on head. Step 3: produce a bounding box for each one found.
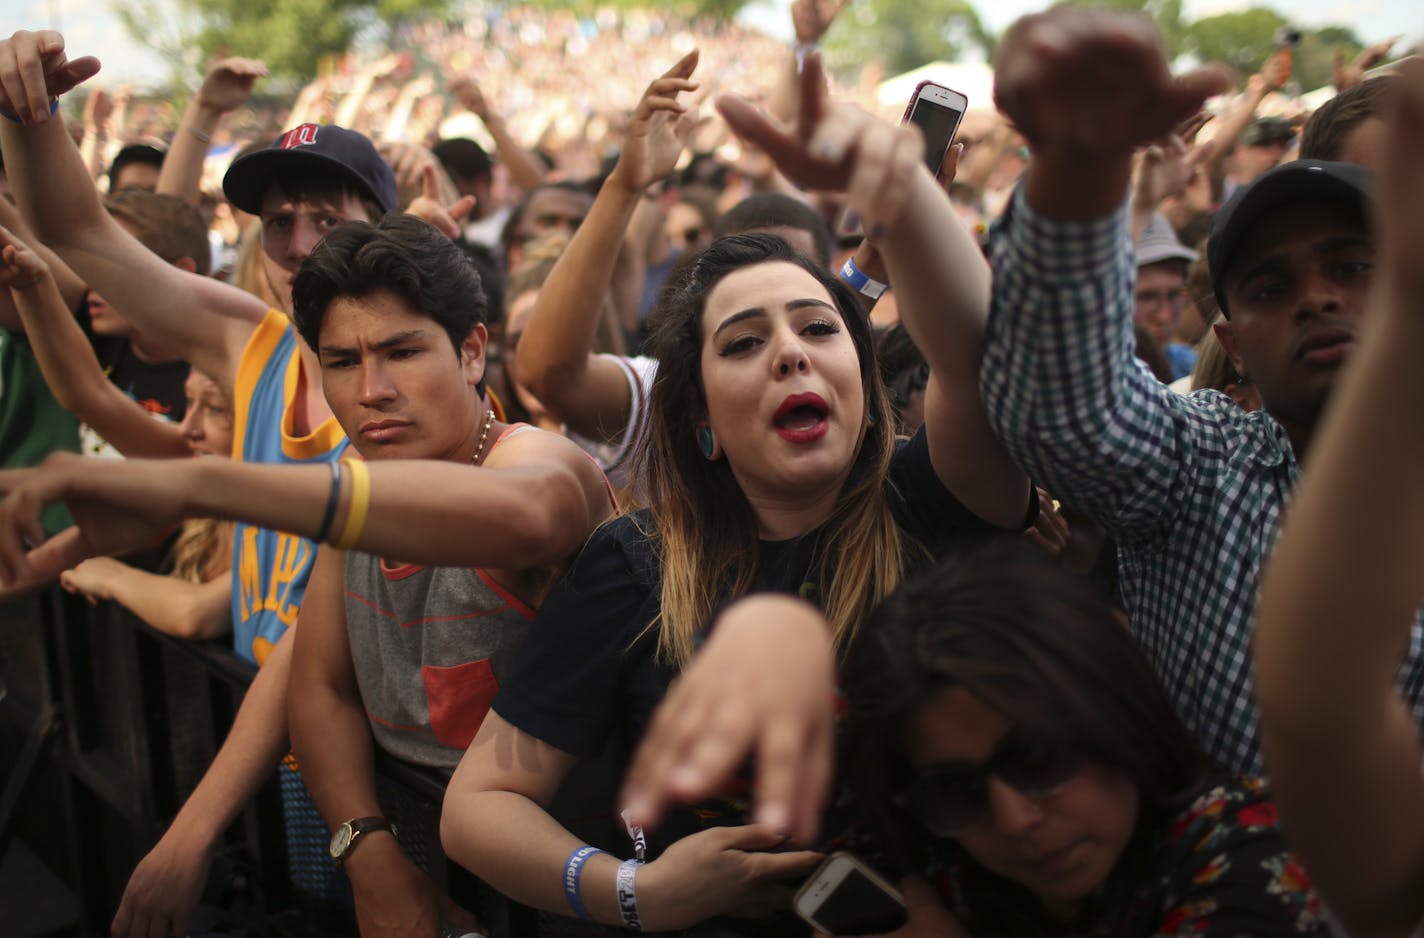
[894,732,1081,837]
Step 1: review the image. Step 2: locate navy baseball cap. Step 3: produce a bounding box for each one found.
[1207,159,1372,318]
[223,123,398,216]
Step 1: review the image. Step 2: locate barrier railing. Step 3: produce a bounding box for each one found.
[0,586,542,937]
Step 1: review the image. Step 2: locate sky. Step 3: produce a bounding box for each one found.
[1,0,1417,85]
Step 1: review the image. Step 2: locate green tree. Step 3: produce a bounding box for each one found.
[115,0,449,83]
[521,0,753,19]
[1055,0,1187,60]
[1182,6,1286,74]
[823,0,995,75]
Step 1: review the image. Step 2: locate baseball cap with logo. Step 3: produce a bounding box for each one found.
[1207,159,1372,318]
[222,124,398,216]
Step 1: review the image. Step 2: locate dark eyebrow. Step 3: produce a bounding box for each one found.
[1233,235,1375,290]
[320,329,429,359]
[710,298,837,342]
[1315,235,1374,255]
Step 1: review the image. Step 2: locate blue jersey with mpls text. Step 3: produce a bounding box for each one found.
[229,310,349,665]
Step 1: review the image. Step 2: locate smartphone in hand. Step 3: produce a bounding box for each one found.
[902,80,968,174]
[794,851,909,936]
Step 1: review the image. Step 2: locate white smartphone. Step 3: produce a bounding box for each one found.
[794,851,908,936]
[902,80,969,173]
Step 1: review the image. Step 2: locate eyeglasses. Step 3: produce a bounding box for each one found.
[894,734,1081,837]
[1135,289,1188,313]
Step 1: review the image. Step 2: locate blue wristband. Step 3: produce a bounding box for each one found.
[616,858,644,931]
[313,460,343,543]
[840,256,887,300]
[562,845,604,921]
[0,98,58,123]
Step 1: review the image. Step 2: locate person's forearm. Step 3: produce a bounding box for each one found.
[163,628,295,852]
[2,115,114,247]
[176,456,593,569]
[1256,289,1424,730]
[0,195,86,310]
[516,176,640,408]
[333,73,377,130]
[106,565,230,640]
[878,169,990,383]
[1201,84,1267,179]
[11,274,190,459]
[483,114,546,192]
[1023,151,1133,222]
[157,98,223,205]
[440,788,629,923]
[289,678,383,832]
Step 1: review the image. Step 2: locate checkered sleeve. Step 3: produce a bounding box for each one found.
[980,188,1203,545]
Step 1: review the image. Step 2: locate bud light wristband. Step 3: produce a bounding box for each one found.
[616,858,644,930]
[839,256,888,300]
[0,98,58,122]
[563,845,604,920]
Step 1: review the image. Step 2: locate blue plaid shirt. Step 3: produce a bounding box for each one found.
[979,189,1424,775]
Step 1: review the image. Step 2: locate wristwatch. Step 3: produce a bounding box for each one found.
[329,816,395,866]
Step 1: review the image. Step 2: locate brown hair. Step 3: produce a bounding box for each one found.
[1300,76,1392,161]
[632,233,905,667]
[105,190,213,276]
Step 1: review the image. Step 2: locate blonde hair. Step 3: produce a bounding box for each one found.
[633,234,910,668]
[169,518,233,584]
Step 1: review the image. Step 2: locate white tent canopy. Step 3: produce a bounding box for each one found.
[875,61,997,117]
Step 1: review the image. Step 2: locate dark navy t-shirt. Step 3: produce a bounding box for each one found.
[492,428,1032,854]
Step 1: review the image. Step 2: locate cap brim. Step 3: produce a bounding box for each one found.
[1209,161,1372,315]
[222,147,385,215]
[1137,244,1199,267]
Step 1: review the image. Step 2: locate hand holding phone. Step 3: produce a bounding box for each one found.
[901,81,968,174]
[794,852,908,935]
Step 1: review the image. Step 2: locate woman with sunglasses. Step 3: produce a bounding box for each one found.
[839,540,1327,936]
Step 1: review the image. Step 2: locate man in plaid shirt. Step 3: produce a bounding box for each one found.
[980,8,1424,775]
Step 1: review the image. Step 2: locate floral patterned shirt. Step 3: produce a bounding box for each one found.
[938,778,1330,937]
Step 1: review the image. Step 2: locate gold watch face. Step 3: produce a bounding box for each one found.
[329,822,354,859]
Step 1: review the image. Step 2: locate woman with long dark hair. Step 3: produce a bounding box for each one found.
[842,541,1326,936]
[439,54,1037,934]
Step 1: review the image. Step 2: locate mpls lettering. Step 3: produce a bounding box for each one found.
[238,526,311,627]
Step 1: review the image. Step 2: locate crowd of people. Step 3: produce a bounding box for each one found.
[0,1,1420,936]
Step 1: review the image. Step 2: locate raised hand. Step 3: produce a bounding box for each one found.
[606,50,701,196]
[0,29,101,124]
[1132,120,1213,215]
[404,163,475,239]
[993,9,1229,161]
[718,54,924,236]
[0,454,188,587]
[196,57,267,113]
[621,595,836,846]
[792,0,850,46]
[449,74,492,121]
[0,222,51,290]
[82,85,110,130]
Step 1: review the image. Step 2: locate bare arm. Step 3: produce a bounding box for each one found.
[290,546,475,935]
[441,712,821,930]
[1199,52,1284,195]
[514,53,699,446]
[0,224,190,459]
[111,627,295,938]
[450,76,548,193]
[157,58,267,206]
[719,55,1031,528]
[0,428,611,587]
[0,183,85,330]
[61,557,230,639]
[1253,58,1424,938]
[0,32,266,398]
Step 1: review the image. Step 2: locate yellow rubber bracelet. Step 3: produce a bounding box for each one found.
[332,458,371,550]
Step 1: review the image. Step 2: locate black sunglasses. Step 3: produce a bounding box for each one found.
[894,732,1081,837]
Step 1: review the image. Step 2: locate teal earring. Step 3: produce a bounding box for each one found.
[698,427,716,459]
